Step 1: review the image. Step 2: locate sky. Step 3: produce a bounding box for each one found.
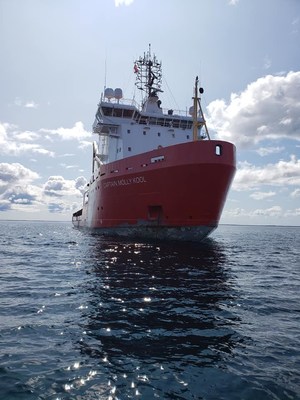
[0,0,300,226]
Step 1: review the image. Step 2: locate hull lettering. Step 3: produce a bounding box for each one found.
[104,176,147,189]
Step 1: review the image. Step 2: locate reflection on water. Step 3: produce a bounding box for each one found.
[76,237,241,398]
[1,223,298,399]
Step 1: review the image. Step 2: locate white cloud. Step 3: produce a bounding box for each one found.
[0,121,54,157]
[207,71,300,148]
[48,201,79,214]
[0,199,11,211]
[114,0,134,6]
[32,148,55,157]
[256,146,284,156]
[13,97,39,109]
[233,155,300,191]
[48,202,66,213]
[79,140,92,149]
[263,55,272,70]
[0,163,41,211]
[14,131,39,141]
[24,101,38,109]
[60,163,78,169]
[228,0,239,5]
[223,205,282,219]
[291,17,299,34]
[285,208,300,217]
[14,97,22,107]
[43,175,85,198]
[250,191,276,200]
[252,205,282,217]
[41,121,91,141]
[0,121,12,144]
[2,184,42,206]
[75,176,88,194]
[0,160,86,214]
[291,188,300,198]
[0,163,39,190]
[223,205,300,224]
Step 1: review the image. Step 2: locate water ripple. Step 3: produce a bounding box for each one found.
[0,222,299,399]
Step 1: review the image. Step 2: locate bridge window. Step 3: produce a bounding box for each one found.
[123,109,134,118]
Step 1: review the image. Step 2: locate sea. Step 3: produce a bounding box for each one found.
[0,221,299,400]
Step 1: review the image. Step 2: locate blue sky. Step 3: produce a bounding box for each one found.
[0,0,299,225]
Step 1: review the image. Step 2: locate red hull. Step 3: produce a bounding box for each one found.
[73,141,236,241]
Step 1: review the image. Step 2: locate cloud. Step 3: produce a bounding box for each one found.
[14,131,39,141]
[24,101,38,109]
[0,163,41,212]
[256,146,284,156]
[2,185,42,206]
[114,0,134,6]
[0,199,11,211]
[0,163,39,191]
[207,71,300,147]
[40,121,91,141]
[48,201,79,214]
[1,120,90,159]
[223,206,300,222]
[285,208,300,217]
[60,163,78,170]
[263,55,272,70]
[75,176,88,194]
[223,205,282,219]
[0,161,85,215]
[250,191,276,200]
[0,121,54,157]
[291,188,300,198]
[43,175,85,198]
[32,148,55,157]
[13,98,39,109]
[48,202,66,213]
[252,205,282,217]
[291,17,299,34]
[233,155,300,191]
[78,140,92,149]
[228,0,239,5]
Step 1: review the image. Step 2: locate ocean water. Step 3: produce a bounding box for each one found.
[0,221,299,400]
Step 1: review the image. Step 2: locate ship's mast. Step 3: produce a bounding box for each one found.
[192,76,210,141]
[134,44,163,100]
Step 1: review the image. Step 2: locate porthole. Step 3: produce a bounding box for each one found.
[216,145,222,156]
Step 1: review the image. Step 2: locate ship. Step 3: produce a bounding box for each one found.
[72,46,236,241]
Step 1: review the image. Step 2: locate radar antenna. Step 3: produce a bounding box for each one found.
[133,44,163,99]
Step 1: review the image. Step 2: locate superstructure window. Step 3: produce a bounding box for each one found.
[127,129,131,134]
[123,109,134,118]
[128,147,132,152]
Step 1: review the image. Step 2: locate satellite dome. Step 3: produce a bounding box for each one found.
[114,88,123,100]
[104,88,114,99]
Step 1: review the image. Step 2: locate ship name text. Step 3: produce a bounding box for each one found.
[104,176,147,188]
